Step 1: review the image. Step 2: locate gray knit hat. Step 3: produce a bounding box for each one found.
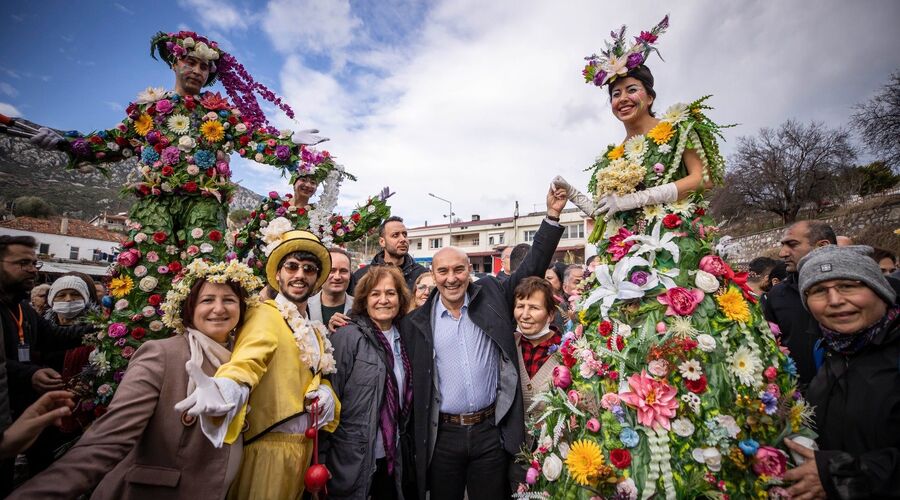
[798,245,896,307]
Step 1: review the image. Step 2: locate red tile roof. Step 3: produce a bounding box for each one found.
[0,217,124,242]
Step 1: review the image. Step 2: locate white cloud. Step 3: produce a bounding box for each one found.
[0,82,17,98]
[178,0,248,31]
[234,0,900,228]
[0,102,22,117]
[262,0,361,55]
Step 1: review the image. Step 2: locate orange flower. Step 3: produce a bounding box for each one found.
[607,144,624,160]
[647,121,675,145]
[134,113,153,136]
[200,121,225,142]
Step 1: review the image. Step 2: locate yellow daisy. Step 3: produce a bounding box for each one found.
[607,144,624,160]
[716,287,751,323]
[134,113,153,136]
[565,439,605,486]
[109,275,134,298]
[647,121,675,145]
[200,120,225,142]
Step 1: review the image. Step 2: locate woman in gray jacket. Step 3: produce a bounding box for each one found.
[325,265,413,499]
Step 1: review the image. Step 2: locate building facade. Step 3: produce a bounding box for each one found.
[407,208,595,272]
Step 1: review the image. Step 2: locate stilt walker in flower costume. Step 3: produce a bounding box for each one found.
[519,16,816,499]
[25,31,330,420]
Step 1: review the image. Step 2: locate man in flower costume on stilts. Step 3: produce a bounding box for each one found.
[23,31,328,419]
[518,16,816,499]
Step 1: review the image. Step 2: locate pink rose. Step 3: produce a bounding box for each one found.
[122,346,135,359]
[525,467,540,485]
[648,359,669,377]
[600,393,620,410]
[116,249,140,268]
[567,390,580,406]
[108,322,128,338]
[552,365,572,389]
[764,366,778,381]
[146,251,159,263]
[657,287,705,316]
[586,418,601,433]
[155,99,173,114]
[699,255,728,277]
[187,245,200,256]
[752,446,787,478]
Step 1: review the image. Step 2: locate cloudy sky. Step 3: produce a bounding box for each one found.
[2,0,898,226]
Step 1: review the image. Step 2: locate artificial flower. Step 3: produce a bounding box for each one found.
[525,467,539,485]
[542,454,563,481]
[647,121,675,145]
[685,374,708,394]
[752,446,787,478]
[694,270,720,293]
[167,114,191,135]
[595,158,645,196]
[107,323,128,338]
[109,275,134,298]
[552,365,572,389]
[135,86,166,104]
[657,287,704,316]
[149,320,164,332]
[139,276,158,293]
[662,213,682,229]
[199,92,229,110]
[692,447,722,472]
[678,359,703,381]
[681,392,701,413]
[717,287,751,323]
[642,204,664,221]
[607,227,636,261]
[739,439,760,456]
[625,220,680,264]
[666,316,698,339]
[672,417,695,437]
[623,135,647,162]
[114,299,129,311]
[696,334,716,352]
[609,449,632,469]
[565,439,605,486]
[586,418,601,433]
[730,346,762,387]
[699,255,728,276]
[616,478,639,500]
[661,102,689,124]
[648,359,669,377]
[134,114,153,136]
[604,54,628,78]
[658,143,672,154]
[607,144,624,160]
[619,370,679,430]
[200,120,225,142]
[667,197,694,215]
[619,428,640,448]
[582,256,653,317]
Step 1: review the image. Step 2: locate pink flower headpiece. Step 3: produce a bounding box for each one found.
[582,14,669,88]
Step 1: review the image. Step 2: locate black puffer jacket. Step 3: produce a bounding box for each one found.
[350,252,427,297]
[761,274,821,387]
[807,313,900,499]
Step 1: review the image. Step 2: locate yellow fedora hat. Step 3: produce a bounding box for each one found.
[264,230,332,293]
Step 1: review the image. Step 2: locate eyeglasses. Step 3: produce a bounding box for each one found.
[416,284,435,292]
[2,259,43,270]
[805,280,866,301]
[280,262,320,275]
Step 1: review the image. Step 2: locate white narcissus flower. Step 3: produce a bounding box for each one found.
[695,270,720,293]
[672,417,695,437]
[139,276,158,292]
[696,334,716,352]
[542,454,563,481]
[678,359,703,381]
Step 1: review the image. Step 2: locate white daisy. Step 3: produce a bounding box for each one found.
[167,114,191,135]
[672,417,695,437]
[666,198,695,215]
[135,86,166,104]
[642,204,664,221]
[678,359,703,381]
[729,346,762,387]
[624,135,647,162]
[661,102,689,125]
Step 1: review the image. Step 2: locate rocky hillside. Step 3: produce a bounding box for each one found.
[0,129,262,220]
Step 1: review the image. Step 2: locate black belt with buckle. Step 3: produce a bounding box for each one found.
[439,404,495,426]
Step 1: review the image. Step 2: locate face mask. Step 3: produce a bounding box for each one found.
[519,318,553,340]
[53,300,86,319]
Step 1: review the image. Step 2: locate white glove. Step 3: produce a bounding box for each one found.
[291,129,329,146]
[174,362,236,418]
[552,175,597,217]
[595,182,678,221]
[30,127,64,150]
[305,386,336,430]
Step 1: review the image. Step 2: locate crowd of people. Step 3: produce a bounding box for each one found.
[0,19,898,500]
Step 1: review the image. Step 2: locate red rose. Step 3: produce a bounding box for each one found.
[115,136,128,146]
[282,201,291,208]
[147,294,161,306]
[123,240,135,249]
[228,116,238,125]
[607,370,619,380]
[560,340,577,368]
[131,327,147,340]
[184,96,196,110]
[258,213,267,220]
[205,168,215,177]
[695,208,706,216]
[161,166,174,177]
[168,261,182,273]
[662,213,682,229]
[152,231,167,244]
[250,211,257,218]
[89,135,104,144]
[351,212,361,223]
[609,449,632,469]
[154,143,164,153]
[208,230,222,242]
[146,104,156,116]
[183,181,198,193]
[606,335,624,352]
[239,135,250,146]
[297,208,307,216]
[126,103,139,118]
[598,320,613,337]
[685,374,708,394]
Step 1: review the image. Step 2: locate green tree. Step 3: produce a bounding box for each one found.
[856,161,899,196]
[12,196,55,218]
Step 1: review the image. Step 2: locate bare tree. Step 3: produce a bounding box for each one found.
[851,72,900,169]
[726,120,856,224]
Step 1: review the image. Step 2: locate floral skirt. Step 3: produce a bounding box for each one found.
[227,432,312,500]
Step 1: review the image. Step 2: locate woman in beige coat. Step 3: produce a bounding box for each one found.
[10,260,262,499]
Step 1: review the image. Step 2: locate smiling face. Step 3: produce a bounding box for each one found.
[293,176,319,205]
[431,248,471,309]
[514,291,553,336]
[806,279,888,334]
[366,275,401,330]
[610,76,653,123]
[276,256,320,304]
[173,56,210,96]
[414,274,435,306]
[191,281,241,342]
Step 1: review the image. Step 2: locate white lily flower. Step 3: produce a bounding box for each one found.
[625,221,680,264]
[582,256,652,317]
[653,267,680,289]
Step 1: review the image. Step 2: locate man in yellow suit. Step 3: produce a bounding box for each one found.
[177,222,340,499]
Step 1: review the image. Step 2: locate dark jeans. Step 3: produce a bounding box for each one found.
[428,420,509,500]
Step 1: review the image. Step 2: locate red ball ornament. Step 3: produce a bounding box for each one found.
[305,427,317,440]
[304,463,329,493]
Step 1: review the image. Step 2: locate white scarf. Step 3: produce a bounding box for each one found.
[518,318,553,341]
[185,328,233,395]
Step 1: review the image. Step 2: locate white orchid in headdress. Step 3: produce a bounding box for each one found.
[625,220,680,265]
[582,256,655,317]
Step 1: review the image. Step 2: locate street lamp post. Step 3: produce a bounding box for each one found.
[428,192,454,247]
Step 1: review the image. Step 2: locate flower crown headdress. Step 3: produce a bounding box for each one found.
[582,14,669,88]
[151,30,295,133]
[161,258,263,334]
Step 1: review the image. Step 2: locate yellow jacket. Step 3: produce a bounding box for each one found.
[217,300,340,443]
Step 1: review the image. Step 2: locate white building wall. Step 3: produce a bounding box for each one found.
[0,228,120,261]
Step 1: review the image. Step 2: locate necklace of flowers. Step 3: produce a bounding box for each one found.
[273,294,336,374]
